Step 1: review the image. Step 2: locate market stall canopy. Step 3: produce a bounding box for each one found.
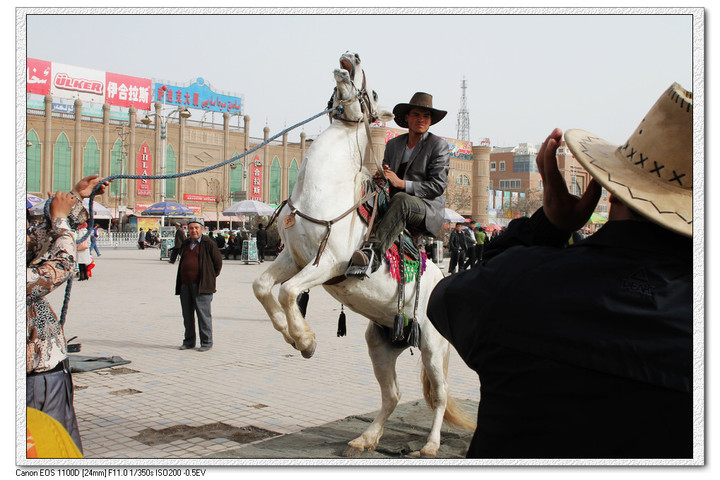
[443,208,467,223]
[141,201,194,216]
[590,212,608,224]
[222,199,276,217]
[82,199,112,219]
[27,194,44,209]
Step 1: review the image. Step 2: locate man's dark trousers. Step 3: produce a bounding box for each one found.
[180,283,213,348]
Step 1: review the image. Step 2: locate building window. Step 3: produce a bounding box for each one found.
[110,139,124,197]
[288,158,299,194]
[229,152,244,194]
[499,161,506,172]
[27,130,41,193]
[490,162,496,172]
[269,156,281,204]
[82,137,100,178]
[513,154,538,173]
[52,133,72,192]
[499,179,522,190]
[456,174,470,186]
[165,145,177,199]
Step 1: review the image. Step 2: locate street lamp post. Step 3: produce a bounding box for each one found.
[141,104,191,203]
[141,103,191,227]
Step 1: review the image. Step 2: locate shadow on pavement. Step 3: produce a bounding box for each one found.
[205,399,478,459]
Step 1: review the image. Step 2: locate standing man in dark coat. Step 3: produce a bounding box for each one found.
[427,83,693,459]
[169,223,186,264]
[175,218,223,352]
[447,222,467,275]
[256,223,268,263]
[349,92,449,276]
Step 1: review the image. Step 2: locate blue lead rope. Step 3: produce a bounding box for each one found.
[42,104,342,326]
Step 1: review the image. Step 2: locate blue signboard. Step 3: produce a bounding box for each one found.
[153,77,242,114]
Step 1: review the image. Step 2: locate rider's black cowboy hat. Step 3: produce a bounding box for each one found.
[393,92,447,128]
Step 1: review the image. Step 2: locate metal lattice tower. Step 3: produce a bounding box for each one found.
[456,77,470,141]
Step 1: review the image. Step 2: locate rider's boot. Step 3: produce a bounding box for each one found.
[346,243,381,278]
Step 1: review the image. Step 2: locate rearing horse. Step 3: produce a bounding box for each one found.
[253,52,475,457]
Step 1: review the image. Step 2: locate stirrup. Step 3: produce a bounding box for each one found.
[345,246,377,279]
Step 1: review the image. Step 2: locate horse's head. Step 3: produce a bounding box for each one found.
[330,51,393,124]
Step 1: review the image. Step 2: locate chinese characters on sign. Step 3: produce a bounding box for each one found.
[250,155,263,201]
[136,143,152,197]
[154,77,242,114]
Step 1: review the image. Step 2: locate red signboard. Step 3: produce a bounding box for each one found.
[187,204,203,216]
[136,143,152,197]
[183,194,217,203]
[249,155,263,201]
[27,58,51,96]
[106,72,152,110]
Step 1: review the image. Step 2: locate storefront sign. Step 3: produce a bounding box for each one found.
[135,201,154,213]
[183,194,216,203]
[28,58,151,109]
[27,58,51,96]
[106,72,151,110]
[249,155,263,201]
[136,143,153,197]
[445,138,473,160]
[51,62,105,104]
[187,204,203,215]
[155,77,242,114]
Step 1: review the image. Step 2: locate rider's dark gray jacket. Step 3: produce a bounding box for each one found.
[383,131,449,236]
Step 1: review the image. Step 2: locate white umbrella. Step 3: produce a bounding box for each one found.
[443,208,467,223]
[222,199,276,217]
[83,198,112,219]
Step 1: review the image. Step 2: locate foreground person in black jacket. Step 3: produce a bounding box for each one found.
[428,83,693,459]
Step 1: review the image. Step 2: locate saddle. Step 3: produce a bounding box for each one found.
[348,177,430,279]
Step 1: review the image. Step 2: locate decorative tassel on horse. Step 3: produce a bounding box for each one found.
[406,244,425,348]
[337,304,347,337]
[393,235,407,342]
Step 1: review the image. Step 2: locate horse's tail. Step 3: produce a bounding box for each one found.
[421,348,477,431]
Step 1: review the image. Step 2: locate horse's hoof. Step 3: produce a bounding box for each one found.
[410,446,438,458]
[343,445,364,457]
[301,340,317,359]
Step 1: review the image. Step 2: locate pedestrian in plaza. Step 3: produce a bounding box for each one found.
[256,223,268,263]
[447,222,467,275]
[462,219,477,269]
[89,225,101,257]
[427,83,693,458]
[27,174,111,455]
[348,92,449,276]
[76,223,91,281]
[169,223,186,264]
[214,230,226,250]
[137,228,145,249]
[474,225,487,263]
[175,218,223,352]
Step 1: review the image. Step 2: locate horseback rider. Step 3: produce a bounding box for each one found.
[349,92,450,276]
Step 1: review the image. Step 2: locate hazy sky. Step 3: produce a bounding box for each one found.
[23,9,696,148]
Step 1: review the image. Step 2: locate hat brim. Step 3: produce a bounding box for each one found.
[393,104,447,128]
[565,129,692,237]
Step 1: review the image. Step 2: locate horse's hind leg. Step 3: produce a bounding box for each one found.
[411,324,450,458]
[344,322,403,457]
[252,250,301,346]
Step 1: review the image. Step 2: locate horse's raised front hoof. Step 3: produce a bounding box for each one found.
[300,339,317,359]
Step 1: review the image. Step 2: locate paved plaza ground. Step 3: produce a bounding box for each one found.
[35,246,480,463]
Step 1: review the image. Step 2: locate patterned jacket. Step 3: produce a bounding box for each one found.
[26,201,87,373]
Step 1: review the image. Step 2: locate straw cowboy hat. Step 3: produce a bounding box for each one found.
[564,82,693,237]
[393,92,447,128]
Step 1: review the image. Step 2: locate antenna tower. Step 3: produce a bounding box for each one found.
[456,77,470,141]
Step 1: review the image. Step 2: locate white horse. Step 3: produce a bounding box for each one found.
[253,52,475,457]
